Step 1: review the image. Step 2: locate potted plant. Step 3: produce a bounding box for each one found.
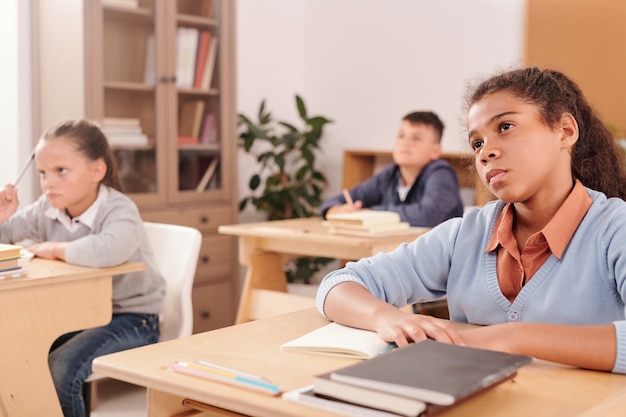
[238,95,334,283]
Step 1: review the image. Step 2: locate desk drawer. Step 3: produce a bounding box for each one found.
[195,236,236,284]
[141,206,234,233]
[192,281,235,333]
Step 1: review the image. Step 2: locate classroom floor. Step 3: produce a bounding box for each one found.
[91,379,146,417]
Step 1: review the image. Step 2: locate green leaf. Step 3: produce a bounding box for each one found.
[296,95,307,119]
[249,174,261,190]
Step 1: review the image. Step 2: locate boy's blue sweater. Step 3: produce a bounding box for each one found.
[320,159,464,227]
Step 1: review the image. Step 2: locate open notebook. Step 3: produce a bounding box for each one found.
[280,322,395,359]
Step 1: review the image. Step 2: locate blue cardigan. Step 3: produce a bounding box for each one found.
[320,159,465,227]
[317,187,626,374]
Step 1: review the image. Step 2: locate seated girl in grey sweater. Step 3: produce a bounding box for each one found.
[0,119,165,417]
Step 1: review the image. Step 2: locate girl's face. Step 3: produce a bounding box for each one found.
[467,90,577,206]
[36,136,106,218]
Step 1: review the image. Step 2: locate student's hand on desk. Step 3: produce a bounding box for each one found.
[0,184,19,223]
[327,200,364,215]
[374,309,465,348]
[29,241,68,261]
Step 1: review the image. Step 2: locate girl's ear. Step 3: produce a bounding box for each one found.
[90,159,107,183]
[560,113,579,149]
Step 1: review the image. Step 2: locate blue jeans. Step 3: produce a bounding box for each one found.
[48,313,160,417]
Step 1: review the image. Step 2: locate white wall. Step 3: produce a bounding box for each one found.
[0,0,36,206]
[236,0,524,221]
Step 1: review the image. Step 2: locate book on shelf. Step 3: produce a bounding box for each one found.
[200,35,219,90]
[193,31,212,88]
[314,372,427,417]
[176,27,200,89]
[101,118,149,147]
[199,113,216,144]
[327,210,402,226]
[102,117,141,127]
[195,157,220,192]
[178,100,206,142]
[328,339,533,406]
[102,0,139,8]
[280,322,394,359]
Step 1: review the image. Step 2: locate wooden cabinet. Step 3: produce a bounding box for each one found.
[83,0,238,333]
[342,150,494,206]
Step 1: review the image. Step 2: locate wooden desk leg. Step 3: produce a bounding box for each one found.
[235,252,288,324]
[0,276,111,417]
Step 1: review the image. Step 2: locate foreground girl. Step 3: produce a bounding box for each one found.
[317,67,626,373]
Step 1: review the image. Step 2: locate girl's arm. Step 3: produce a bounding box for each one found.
[460,322,616,371]
[28,241,68,261]
[324,281,465,346]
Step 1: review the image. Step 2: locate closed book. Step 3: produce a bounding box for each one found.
[193,31,211,88]
[179,100,206,139]
[330,339,533,406]
[176,27,200,89]
[329,222,417,237]
[283,385,411,417]
[200,36,219,90]
[314,372,426,417]
[0,257,20,271]
[327,210,401,226]
[0,243,22,260]
[280,322,394,359]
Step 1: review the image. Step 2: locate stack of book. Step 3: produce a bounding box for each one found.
[326,210,411,237]
[0,243,27,279]
[282,325,533,417]
[101,118,149,147]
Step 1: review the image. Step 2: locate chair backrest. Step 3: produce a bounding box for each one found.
[246,289,317,322]
[143,222,202,341]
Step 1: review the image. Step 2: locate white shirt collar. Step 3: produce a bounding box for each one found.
[45,185,109,232]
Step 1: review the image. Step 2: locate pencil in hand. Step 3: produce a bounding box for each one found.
[342,189,354,206]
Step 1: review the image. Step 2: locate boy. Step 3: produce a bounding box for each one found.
[320,111,464,227]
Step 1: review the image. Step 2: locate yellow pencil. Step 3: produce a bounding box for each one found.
[342,189,354,205]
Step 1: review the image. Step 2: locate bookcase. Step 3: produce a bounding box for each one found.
[342,150,495,207]
[83,0,238,333]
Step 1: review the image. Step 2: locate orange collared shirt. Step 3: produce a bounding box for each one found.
[485,180,592,302]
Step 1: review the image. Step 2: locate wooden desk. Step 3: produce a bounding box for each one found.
[218,217,429,323]
[0,258,144,417]
[93,308,626,417]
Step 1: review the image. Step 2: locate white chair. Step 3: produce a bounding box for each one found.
[83,221,202,414]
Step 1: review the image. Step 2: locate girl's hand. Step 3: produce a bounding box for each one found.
[29,241,68,261]
[0,184,19,223]
[373,309,465,347]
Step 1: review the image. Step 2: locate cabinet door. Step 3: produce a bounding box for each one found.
[86,0,165,206]
[168,0,236,205]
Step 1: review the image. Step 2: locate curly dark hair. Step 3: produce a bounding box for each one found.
[467,67,626,200]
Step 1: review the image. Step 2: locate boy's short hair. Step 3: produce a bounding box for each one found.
[403,111,444,143]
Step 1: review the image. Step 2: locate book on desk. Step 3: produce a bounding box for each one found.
[285,337,532,416]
